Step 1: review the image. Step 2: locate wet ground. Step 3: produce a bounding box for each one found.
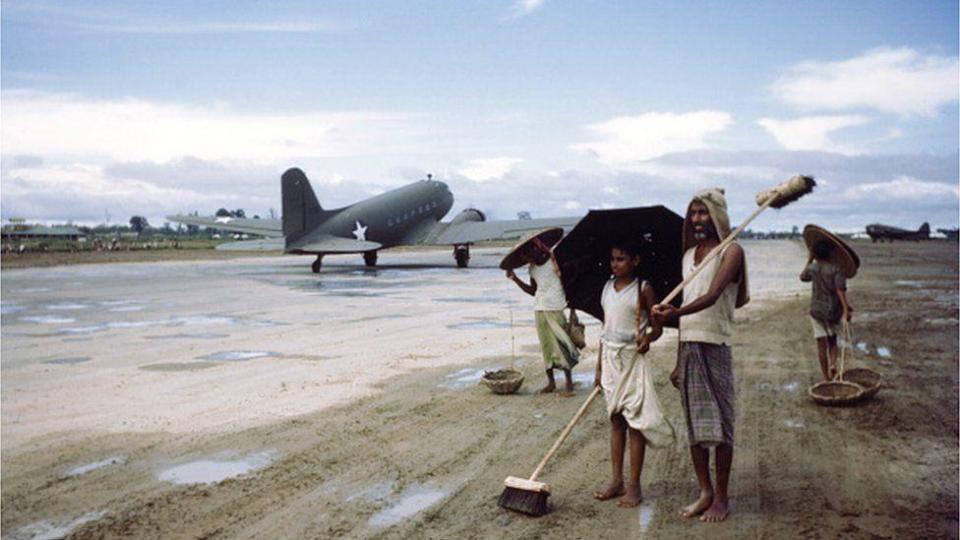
[12,241,947,539]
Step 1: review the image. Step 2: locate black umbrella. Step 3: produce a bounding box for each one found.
[553,206,684,325]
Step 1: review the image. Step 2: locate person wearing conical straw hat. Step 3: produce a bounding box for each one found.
[504,231,580,395]
[801,225,856,381]
[651,187,748,523]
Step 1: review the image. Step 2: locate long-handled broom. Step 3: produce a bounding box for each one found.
[497,175,816,517]
[498,385,602,516]
[656,174,817,307]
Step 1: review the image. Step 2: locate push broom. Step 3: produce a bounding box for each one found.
[498,175,815,517]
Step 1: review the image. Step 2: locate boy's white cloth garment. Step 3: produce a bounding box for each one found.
[529,260,567,311]
[809,316,838,338]
[599,278,675,447]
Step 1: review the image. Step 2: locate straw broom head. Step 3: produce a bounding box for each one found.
[755,175,816,209]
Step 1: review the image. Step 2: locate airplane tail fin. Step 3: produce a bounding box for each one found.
[919,222,930,234]
[282,168,328,243]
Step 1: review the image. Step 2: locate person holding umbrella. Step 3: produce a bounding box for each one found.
[503,229,580,395]
[651,188,749,523]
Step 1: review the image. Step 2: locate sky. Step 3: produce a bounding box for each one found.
[2,0,958,232]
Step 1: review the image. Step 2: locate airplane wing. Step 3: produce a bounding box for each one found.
[424,217,581,245]
[215,238,285,251]
[167,215,283,238]
[289,234,383,254]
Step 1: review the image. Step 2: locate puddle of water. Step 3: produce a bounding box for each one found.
[65,456,126,477]
[16,511,106,540]
[438,367,490,390]
[781,381,800,392]
[876,347,891,358]
[42,357,92,365]
[1,303,24,314]
[572,372,595,386]
[170,315,236,326]
[158,452,274,485]
[894,280,923,287]
[638,503,655,533]
[20,315,76,324]
[446,321,512,330]
[140,362,221,372]
[368,484,448,528]
[198,351,281,362]
[347,480,396,503]
[783,419,805,429]
[856,342,869,354]
[98,300,136,306]
[19,287,52,293]
[108,305,143,312]
[44,302,88,311]
[144,332,230,340]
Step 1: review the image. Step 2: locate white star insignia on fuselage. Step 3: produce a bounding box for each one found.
[353,220,368,241]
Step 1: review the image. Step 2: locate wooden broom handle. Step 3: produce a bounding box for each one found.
[659,193,776,307]
[529,385,602,481]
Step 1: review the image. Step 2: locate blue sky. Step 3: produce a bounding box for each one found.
[2,0,958,232]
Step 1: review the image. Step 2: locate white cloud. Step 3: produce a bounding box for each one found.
[508,0,546,18]
[840,175,959,202]
[2,91,423,163]
[570,111,733,166]
[457,157,523,181]
[771,47,959,117]
[756,115,869,153]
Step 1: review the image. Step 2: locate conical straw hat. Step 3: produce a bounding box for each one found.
[499,227,564,270]
[803,224,860,278]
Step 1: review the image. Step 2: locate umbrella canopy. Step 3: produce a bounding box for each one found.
[499,227,565,270]
[554,206,684,324]
[803,224,860,278]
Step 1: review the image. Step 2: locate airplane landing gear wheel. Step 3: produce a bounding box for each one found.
[311,255,323,273]
[363,251,378,267]
[454,245,470,268]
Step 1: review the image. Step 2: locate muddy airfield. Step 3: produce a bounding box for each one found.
[1,241,957,539]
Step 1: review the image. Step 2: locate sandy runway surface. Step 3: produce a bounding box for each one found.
[1,241,956,538]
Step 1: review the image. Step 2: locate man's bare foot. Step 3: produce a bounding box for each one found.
[592,481,625,501]
[617,484,642,507]
[700,498,729,522]
[680,491,713,518]
[538,383,556,394]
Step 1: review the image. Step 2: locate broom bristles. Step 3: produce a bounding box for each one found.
[498,486,551,516]
[755,175,816,209]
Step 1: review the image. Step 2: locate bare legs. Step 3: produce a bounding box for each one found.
[681,443,732,522]
[593,414,645,507]
[539,368,575,395]
[827,335,838,379]
[816,336,840,380]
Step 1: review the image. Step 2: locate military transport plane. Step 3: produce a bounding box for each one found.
[865,222,930,242]
[169,168,579,273]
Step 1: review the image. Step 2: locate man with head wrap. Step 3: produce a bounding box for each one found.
[651,188,748,523]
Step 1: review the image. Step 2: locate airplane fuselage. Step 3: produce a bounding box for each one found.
[294,179,454,250]
[865,222,930,242]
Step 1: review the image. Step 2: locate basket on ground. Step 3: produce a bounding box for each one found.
[482,369,524,395]
[843,367,883,400]
[808,380,864,406]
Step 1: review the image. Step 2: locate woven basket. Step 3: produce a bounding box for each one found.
[843,368,883,400]
[481,369,524,395]
[808,380,864,406]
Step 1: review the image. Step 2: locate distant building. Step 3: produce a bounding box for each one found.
[1,225,86,242]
